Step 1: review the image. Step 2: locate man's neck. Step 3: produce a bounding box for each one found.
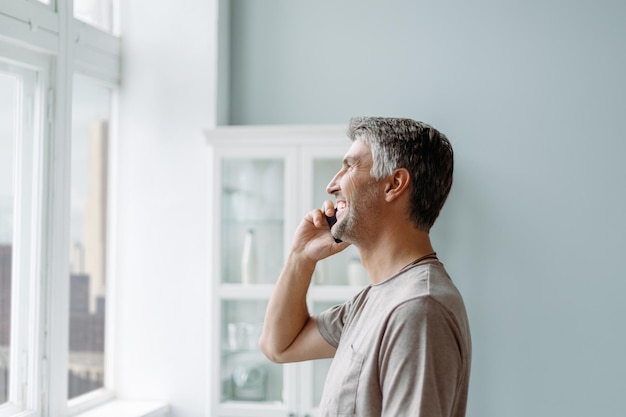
[358,228,435,285]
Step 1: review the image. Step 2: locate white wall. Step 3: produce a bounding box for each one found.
[116,1,216,416]
[227,1,626,416]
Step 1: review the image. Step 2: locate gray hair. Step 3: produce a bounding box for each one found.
[347,117,454,231]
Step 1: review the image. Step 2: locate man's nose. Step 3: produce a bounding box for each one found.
[326,171,341,195]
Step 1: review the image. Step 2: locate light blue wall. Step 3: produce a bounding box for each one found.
[227,1,626,416]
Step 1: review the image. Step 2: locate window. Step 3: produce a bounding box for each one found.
[0,70,17,408]
[0,53,44,417]
[68,75,112,400]
[74,0,115,33]
[0,0,120,415]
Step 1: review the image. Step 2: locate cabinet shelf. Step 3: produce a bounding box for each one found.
[221,346,263,355]
[219,283,275,299]
[221,218,283,226]
[218,401,287,417]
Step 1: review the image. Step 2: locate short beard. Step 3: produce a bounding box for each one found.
[333,178,381,244]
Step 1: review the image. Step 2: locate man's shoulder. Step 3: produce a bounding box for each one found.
[373,262,451,299]
[374,263,468,324]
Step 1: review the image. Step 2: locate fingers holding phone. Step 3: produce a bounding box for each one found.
[292,204,348,261]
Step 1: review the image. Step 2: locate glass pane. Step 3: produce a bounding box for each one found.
[68,75,112,399]
[74,0,113,33]
[311,158,368,286]
[221,159,284,284]
[221,300,281,403]
[0,72,17,406]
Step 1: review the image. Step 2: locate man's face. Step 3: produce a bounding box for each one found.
[326,140,383,243]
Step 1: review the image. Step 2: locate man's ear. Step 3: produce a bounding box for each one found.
[384,168,410,202]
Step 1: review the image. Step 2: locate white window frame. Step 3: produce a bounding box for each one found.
[0,1,121,416]
[0,44,48,417]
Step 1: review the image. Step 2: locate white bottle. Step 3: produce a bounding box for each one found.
[241,229,258,285]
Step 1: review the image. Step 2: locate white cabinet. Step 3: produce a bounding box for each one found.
[206,126,368,417]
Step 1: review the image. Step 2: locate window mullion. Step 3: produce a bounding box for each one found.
[43,0,74,415]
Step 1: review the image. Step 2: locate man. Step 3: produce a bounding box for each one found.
[260,117,471,417]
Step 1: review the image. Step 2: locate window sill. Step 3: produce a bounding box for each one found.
[74,401,169,417]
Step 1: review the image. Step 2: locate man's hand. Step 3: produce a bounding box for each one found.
[291,200,350,261]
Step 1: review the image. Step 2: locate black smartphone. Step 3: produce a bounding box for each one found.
[325,214,342,243]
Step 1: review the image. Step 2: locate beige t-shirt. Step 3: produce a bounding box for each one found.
[316,261,471,417]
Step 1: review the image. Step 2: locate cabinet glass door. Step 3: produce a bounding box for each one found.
[221,158,284,285]
[218,157,288,411]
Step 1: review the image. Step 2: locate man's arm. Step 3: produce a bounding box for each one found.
[259,203,348,363]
